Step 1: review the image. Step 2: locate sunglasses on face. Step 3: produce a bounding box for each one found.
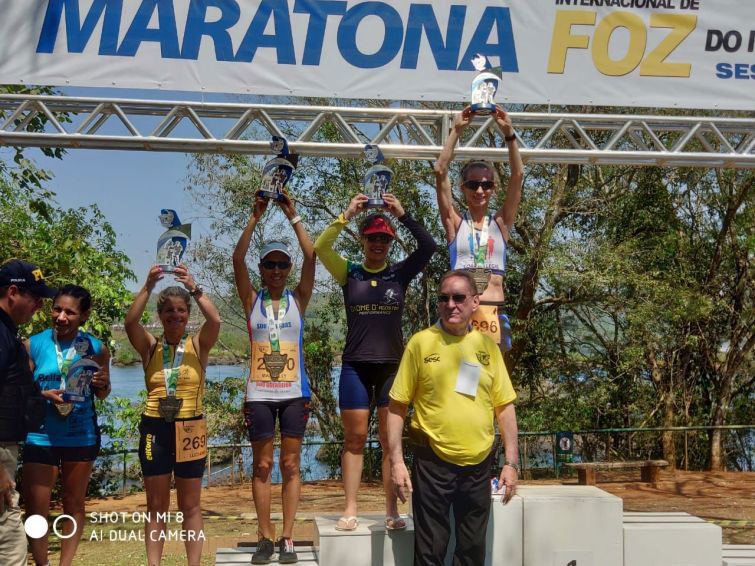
[462,180,495,191]
[261,260,292,270]
[437,294,470,304]
[365,234,394,244]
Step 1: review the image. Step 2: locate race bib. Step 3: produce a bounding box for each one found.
[250,342,299,382]
[471,305,501,344]
[175,418,207,463]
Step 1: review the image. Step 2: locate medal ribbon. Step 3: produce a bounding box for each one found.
[465,212,490,267]
[162,335,187,396]
[262,289,288,353]
[54,331,81,390]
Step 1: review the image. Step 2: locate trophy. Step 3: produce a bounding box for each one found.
[156,209,192,273]
[470,54,501,115]
[259,136,299,201]
[363,145,392,209]
[62,358,100,403]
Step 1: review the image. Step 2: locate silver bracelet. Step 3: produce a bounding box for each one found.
[290,215,302,226]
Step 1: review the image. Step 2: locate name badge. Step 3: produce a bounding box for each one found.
[175,418,207,463]
[455,361,481,398]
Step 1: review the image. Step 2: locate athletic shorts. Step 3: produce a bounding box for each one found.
[23,443,99,466]
[138,414,206,479]
[243,398,310,442]
[338,361,398,410]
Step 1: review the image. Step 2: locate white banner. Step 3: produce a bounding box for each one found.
[0,0,751,110]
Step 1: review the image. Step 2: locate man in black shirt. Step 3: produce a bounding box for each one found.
[0,259,56,566]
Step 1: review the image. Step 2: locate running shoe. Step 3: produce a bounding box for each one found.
[251,536,274,564]
[278,537,298,564]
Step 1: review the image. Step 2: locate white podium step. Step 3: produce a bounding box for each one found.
[315,514,414,566]
[519,485,624,566]
[723,544,755,566]
[445,493,523,566]
[215,545,318,565]
[623,512,722,566]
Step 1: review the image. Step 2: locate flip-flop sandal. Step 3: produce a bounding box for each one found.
[335,516,359,531]
[384,515,407,531]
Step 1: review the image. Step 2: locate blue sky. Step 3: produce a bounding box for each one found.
[25,87,245,289]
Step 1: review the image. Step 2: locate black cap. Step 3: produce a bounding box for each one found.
[0,260,57,298]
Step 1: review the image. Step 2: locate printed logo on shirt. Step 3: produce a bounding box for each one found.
[382,288,399,306]
[423,353,440,364]
[476,351,490,366]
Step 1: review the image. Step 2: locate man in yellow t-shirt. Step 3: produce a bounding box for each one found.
[387,270,519,566]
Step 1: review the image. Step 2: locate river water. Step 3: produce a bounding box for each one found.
[106,364,337,484]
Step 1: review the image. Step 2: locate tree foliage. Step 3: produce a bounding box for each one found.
[179,103,753,472]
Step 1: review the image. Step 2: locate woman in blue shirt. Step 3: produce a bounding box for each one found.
[23,285,111,566]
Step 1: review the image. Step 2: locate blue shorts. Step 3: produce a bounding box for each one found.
[499,313,512,352]
[243,398,310,442]
[23,443,99,466]
[338,361,398,410]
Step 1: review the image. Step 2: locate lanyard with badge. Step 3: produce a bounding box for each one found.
[53,332,83,418]
[261,289,289,380]
[465,212,492,292]
[158,335,186,422]
[437,321,482,398]
[159,334,209,462]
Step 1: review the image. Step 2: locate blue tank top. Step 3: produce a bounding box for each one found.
[26,328,103,447]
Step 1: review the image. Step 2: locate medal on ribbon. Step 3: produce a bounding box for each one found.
[363,145,392,209]
[259,136,299,202]
[262,290,289,381]
[158,335,186,423]
[156,209,192,274]
[466,212,492,293]
[470,54,501,115]
[53,332,85,418]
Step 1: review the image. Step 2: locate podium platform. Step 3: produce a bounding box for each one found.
[723,544,755,566]
[622,511,722,566]
[214,486,736,566]
[215,544,318,565]
[315,514,414,566]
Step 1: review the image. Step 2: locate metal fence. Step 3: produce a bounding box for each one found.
[98,425,753,495]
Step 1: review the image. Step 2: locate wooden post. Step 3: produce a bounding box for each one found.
[230,448,235,485]
[523,437,529,480]
[684,431,689,471]
[122,451,127,495]
[207,446,212,486]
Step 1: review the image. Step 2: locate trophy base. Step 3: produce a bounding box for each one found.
[258,190,285,202]
[157,263,177,274]
[470,103,496,115]
[365,198,385,209]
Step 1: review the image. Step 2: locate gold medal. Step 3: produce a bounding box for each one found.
[469,268,491,294]
[55,402,73,418]
[157,396,183,423]
[262,351,289,381]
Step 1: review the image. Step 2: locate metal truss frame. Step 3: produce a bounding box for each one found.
[1,94,754,168]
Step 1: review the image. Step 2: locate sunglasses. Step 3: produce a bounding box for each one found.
[462,180,495,191]
[261,260,292,270]
[437,294,470,304]
[365,234,394,244]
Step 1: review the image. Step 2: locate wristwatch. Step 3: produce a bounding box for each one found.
[189,286,203,298]
[503,459,520,473]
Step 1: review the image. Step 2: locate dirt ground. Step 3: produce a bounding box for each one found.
[46,469,754,564]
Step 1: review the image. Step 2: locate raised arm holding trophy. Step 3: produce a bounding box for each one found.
[433,55,524,352]
[259,136,299,202]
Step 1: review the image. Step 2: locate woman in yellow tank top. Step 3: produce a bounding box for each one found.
[124,263,220,566]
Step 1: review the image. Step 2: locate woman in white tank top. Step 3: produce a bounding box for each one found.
[232,192,315,564]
